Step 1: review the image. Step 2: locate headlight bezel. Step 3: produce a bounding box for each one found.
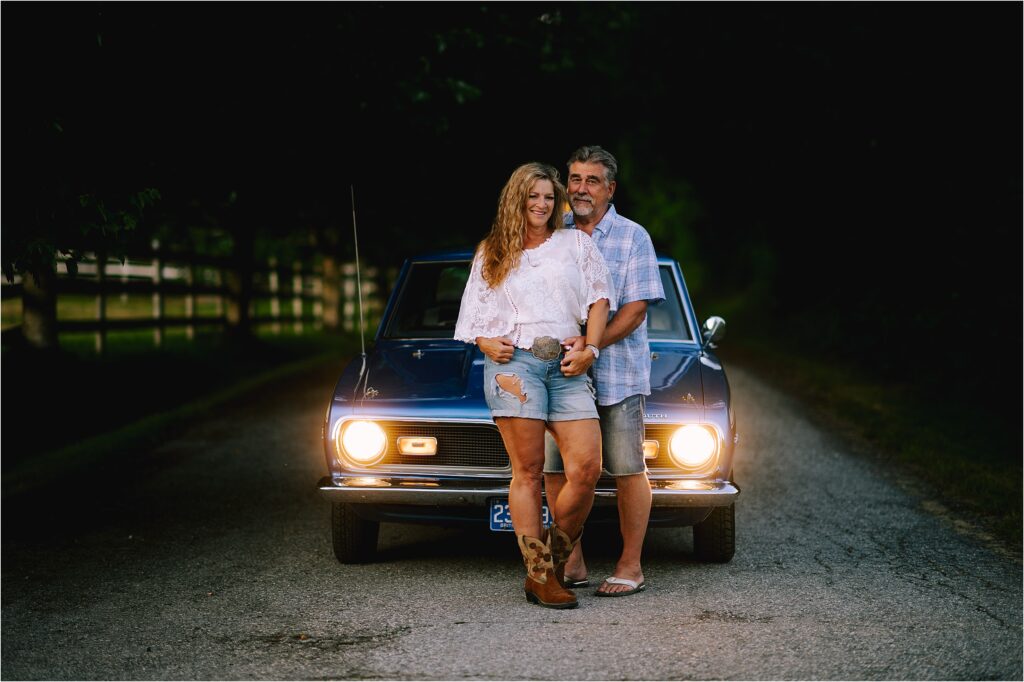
[335,419,388,467]
[666,423,721,473]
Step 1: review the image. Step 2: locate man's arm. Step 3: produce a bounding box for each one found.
[597,300,647,349]
[560,300,648,375]
[562,300,648,353]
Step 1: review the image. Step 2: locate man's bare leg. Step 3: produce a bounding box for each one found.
[597,472,651,594]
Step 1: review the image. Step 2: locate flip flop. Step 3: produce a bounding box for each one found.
[564,575,590,589]
[595,576,646,597]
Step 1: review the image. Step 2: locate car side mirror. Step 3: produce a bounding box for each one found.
[702,316,727,348]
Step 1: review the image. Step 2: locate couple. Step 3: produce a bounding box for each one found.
[454,146,664,609]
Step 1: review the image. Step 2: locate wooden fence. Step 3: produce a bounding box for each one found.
[0,241,383,353]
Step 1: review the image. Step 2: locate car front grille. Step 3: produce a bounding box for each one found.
[644,424,678,469]
[368,421,708,473]
[378,421,509,469]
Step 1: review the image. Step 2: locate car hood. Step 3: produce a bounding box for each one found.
[646,346,704,413]
[343,342,705,419]
[357,341,483,401]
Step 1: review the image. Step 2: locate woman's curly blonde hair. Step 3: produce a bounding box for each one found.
[478,162,568,288]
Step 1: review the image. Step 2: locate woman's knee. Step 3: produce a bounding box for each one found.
[512,463,545,487]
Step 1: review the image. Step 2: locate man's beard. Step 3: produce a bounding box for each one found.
[571,197,594,217]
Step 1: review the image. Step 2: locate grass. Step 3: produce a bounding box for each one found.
[1,328,365,486]
[2,293,325,328]
[717,338,1021,556]
[1,349,344,497]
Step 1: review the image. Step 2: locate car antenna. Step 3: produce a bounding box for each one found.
[350,185,374,402]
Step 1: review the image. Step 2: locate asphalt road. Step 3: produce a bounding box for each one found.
[2,360,1021,680]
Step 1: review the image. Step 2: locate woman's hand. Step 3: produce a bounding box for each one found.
[560,335,585,354]
[477,336,515,363]
[560,347,596,376]
[560,334,590,376]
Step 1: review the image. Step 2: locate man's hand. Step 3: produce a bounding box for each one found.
[560,347,596,377]
[477,336,515,363]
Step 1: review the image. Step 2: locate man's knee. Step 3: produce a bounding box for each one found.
[567,456,602,487]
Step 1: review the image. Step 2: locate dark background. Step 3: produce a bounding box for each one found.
[4,2,1021,412]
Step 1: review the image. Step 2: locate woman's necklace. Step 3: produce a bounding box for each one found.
[523,229,552,266]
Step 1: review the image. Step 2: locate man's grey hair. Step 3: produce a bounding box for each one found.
[566,145,619,183]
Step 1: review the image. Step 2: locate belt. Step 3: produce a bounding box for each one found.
[527,336,562,361]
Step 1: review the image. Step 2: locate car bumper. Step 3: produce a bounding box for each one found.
[316,475,740,507]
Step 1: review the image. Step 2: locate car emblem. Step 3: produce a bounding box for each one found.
[683,393,696,403]
[364,387,379,398]
[412,350,424,359]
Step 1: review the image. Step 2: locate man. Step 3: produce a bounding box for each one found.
[545,145,665,596]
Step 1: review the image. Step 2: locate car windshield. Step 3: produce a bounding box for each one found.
[648,265,692,341]
[384,261,471,338]
[383,261,692,341]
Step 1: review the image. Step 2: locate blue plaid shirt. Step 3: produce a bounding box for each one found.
[565,205,665,406]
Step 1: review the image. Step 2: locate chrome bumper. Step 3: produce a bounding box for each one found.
[316,475,739,508]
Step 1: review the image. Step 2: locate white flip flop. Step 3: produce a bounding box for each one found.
[595,576,646,597]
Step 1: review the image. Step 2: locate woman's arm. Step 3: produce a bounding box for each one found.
[560,298,609,377]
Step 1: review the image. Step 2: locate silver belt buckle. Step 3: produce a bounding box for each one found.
[529,336,561,361]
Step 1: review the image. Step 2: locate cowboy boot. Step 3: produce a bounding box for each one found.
[517,532,578,609]
[549,523,582,589]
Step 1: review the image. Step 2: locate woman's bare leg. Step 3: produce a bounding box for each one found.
[495,417,547,538]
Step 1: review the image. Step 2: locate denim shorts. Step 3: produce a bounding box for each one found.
[544,394,646,476]
[484,348,599,422]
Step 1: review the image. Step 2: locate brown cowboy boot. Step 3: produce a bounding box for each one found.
[517,532,578,609]
[549,524,583,589]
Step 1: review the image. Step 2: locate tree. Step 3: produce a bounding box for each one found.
[3,120,160,350]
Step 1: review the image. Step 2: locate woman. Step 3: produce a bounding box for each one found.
[454,163,614,609]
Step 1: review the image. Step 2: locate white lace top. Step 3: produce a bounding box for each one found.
[454,228,616,349]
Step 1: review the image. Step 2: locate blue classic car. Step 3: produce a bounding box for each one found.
[318,250,738,563]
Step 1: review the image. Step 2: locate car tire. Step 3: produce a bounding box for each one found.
[693,503,735,563]
[331,502,380,564]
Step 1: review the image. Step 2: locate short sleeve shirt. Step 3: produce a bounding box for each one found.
[565,205,665,406]
[453,229,615,349]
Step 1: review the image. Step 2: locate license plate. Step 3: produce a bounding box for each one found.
[489,499,550,531]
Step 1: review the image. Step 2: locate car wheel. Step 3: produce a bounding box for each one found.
[693,503,735,563]
[331,502,380,564]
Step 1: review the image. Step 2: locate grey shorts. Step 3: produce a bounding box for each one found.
[544,394,647,476]
[483,349,599,422]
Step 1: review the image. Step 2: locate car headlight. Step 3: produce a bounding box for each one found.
[668,425,719,470]
[337,420,387,466]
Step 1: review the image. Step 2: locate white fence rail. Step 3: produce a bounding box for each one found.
[1,243,383,352]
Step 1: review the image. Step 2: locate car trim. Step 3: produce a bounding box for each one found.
[318,476,740,508]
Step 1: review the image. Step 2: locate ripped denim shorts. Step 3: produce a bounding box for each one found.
[483,348,598,422]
